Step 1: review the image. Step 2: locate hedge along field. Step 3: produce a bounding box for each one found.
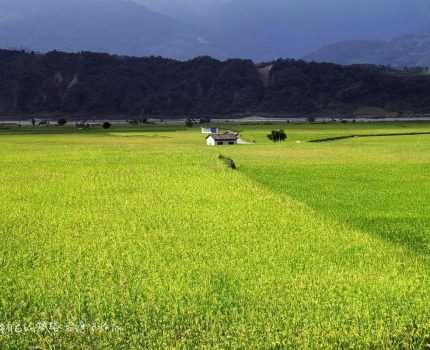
[0,124,430,349]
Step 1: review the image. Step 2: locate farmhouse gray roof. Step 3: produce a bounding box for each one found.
[208,133,239,141]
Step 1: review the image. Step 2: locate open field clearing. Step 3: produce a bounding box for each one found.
[1,123,430,348]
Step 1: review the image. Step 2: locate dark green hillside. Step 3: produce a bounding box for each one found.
[1,49,430,118]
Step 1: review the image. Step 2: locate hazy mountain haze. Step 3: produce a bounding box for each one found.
[1,0,430,62]
[0,0,218,58]
[306,34,430,67]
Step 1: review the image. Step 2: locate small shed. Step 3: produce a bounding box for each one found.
[201,127,219,134]
[207,133,239,146]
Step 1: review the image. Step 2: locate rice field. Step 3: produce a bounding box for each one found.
[1,122,430,349]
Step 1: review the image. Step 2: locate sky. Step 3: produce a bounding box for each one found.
[138,0,430,51]
[136,0,229,16]
[138,0,430,22]
[1,0,430,60]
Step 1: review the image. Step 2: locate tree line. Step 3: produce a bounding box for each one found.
[1,49,430,117]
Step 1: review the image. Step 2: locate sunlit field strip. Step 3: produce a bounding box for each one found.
[0,123,429,348]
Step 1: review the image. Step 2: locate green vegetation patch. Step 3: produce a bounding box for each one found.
[1,123,430,348]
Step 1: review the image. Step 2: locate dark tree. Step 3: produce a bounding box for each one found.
[268,129,287,142]
[185,118,194,127]
[102,122,111,129]
[199,117,211,124]
[57,118,67,126]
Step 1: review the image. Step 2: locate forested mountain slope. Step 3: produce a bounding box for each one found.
[1,49,430,117]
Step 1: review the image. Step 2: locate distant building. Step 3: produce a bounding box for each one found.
[201,127,219,134]
[206,133,239,146]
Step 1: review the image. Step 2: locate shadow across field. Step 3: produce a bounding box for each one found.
[240,166,430,257]
[110,133,173,139]
[0,127,186,137]
[356,216,430,255]
[0,128,83,136]
[309,131,430,143]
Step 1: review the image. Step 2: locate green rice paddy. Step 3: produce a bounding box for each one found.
[1,122,430,349]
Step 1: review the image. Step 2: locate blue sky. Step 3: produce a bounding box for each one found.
[138,0,430,19]
[1,0,430,59]
[139,0,430,42]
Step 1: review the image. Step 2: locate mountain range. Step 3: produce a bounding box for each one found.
[306,34,430,67]
[0,0,218,59]
[1,0,430,63]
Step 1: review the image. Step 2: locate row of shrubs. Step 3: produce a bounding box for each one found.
[30,118,112,129]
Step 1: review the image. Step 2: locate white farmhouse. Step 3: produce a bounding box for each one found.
[201,127,219,134]
[206,133,239,146]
